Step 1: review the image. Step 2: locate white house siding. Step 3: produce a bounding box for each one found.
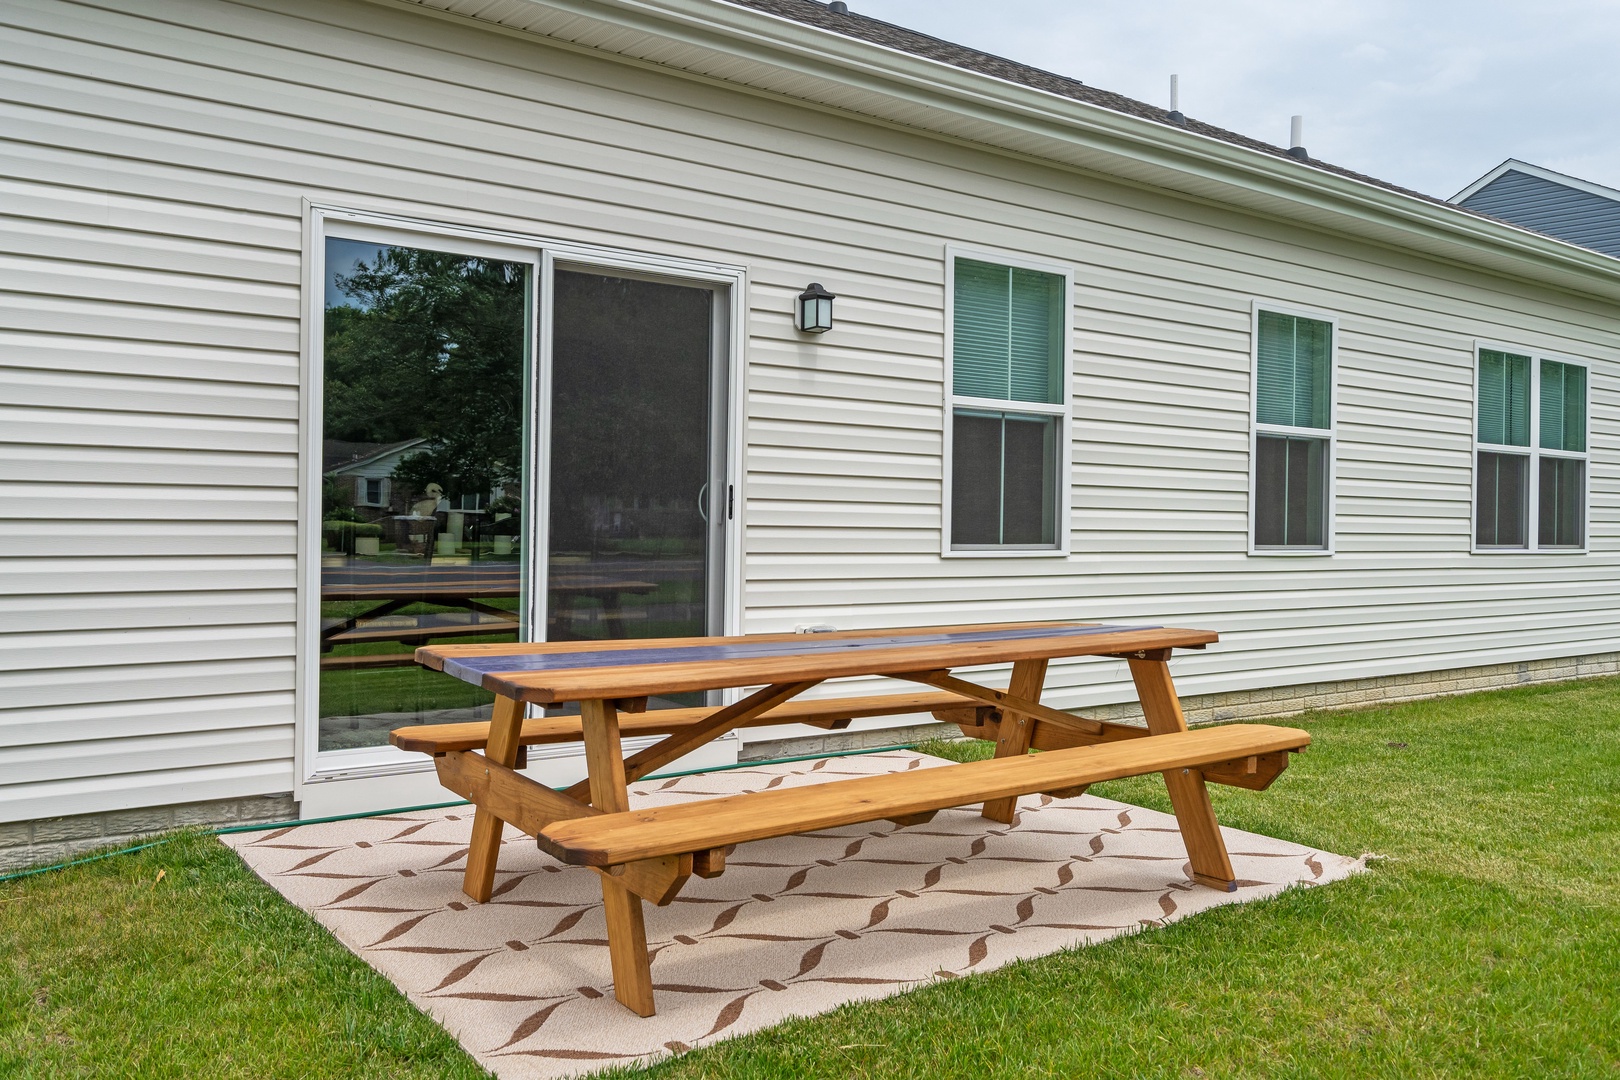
[2,0,1617,822]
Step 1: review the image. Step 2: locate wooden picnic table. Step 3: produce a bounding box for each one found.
[400,621,1310,1017]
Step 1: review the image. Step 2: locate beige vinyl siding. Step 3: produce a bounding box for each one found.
[1,0,1618,819]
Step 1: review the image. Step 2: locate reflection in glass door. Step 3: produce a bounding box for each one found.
[547,269,725,705]
[317,237,530,752]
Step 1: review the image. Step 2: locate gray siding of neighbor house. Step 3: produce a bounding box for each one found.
[3,0,1620,825]
[1459,170,1620,258]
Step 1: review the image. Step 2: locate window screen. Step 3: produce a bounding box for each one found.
[1254,435,1328,548]
[1476,450,1528,547]
[1539,457,1584,548]
[951,411,1057,546]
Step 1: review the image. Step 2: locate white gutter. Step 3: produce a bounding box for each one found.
[397,0,1620,300]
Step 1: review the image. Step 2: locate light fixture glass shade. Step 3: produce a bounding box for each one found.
[796,282,835,333]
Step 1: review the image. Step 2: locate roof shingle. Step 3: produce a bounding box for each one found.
[724,0,1449,207]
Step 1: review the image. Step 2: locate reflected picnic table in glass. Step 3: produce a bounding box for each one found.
[394,622,1312,1018]
[319,563,661,669]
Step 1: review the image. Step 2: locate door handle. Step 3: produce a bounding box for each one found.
[697,482,709,523]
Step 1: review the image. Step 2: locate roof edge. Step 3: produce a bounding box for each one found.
[389,0,1620,301]
[1453,158,1620,207]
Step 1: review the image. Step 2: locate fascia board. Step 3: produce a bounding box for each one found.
[1450,159,1521,203]
[400,0,1620,301]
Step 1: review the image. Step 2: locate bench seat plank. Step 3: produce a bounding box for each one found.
[389,690,980,755]
[539,723,1310,867]
[942,710,1300,791]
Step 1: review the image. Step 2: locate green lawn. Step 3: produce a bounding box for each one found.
[3,677,1618,1078]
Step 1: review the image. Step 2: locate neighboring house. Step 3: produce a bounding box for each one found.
[324,438,426,515]
[4,0,1620,865]
[1453,159,1620,258]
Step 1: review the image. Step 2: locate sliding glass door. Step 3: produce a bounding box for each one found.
[308,223,736,789]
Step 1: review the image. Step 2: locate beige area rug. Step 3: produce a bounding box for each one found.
[224,751,1363,1079]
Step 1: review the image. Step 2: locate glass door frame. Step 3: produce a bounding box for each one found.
[296,206,746,803]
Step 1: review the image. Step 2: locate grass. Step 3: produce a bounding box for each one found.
[0,833,491,1079]
[4,676,1619,1078]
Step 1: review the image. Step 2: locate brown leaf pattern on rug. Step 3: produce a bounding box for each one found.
[223,751,1364,1080]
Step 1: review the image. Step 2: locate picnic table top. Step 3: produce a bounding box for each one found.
[415,620,1217,703]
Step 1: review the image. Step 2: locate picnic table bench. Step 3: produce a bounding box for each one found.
[396,621,1310,1017]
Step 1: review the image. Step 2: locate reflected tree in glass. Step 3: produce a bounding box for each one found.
[318,240,529,751]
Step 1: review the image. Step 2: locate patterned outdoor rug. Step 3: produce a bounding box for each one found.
[224,750,1363,1079]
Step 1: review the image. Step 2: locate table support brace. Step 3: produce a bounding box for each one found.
[979,659,1048,823]
[893,669,1103,740]
[435,750,692,905]
[562,680,821,804]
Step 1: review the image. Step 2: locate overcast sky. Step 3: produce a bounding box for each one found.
[846,0,1620,200]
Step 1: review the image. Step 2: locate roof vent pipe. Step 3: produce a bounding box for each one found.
[828,1,848,13]
[1166,74,1185,125]
[1287,115,1309,160]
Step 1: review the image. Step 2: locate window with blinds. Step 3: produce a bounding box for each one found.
[1256,310,1331,430]
[1252,309,1334,551]
[1475,349,1588,550]
[1478,350,1530,447]
[947,254,1069,551]
[1540,360,1586,453]
[952,259,1063,404]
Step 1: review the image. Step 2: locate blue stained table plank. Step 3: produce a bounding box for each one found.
[440,623,1158,685]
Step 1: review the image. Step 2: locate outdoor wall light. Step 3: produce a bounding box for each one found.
[795,282,836,334]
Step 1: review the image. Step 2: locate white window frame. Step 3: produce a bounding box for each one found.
[298,203,749,801]
[941,244,1074,557]
[1248,302,1339,556]
[1471,341,1590,554]
[357,477,388,507]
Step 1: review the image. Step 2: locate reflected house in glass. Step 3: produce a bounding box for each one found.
[323,438,426,517]
[6,0,1620,852]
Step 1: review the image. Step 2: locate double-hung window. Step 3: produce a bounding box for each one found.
[1251,307,1335,552]
[1474,347,1588,551]
[945,252,1071,553]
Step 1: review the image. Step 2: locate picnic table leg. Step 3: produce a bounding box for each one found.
[980,657,1049,824]
[580,697,657,1017]
[1127,656,1237,892]
[462,694,525,903]
[600,590,628,639]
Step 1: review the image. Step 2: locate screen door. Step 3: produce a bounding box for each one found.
[544,267,729,705]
